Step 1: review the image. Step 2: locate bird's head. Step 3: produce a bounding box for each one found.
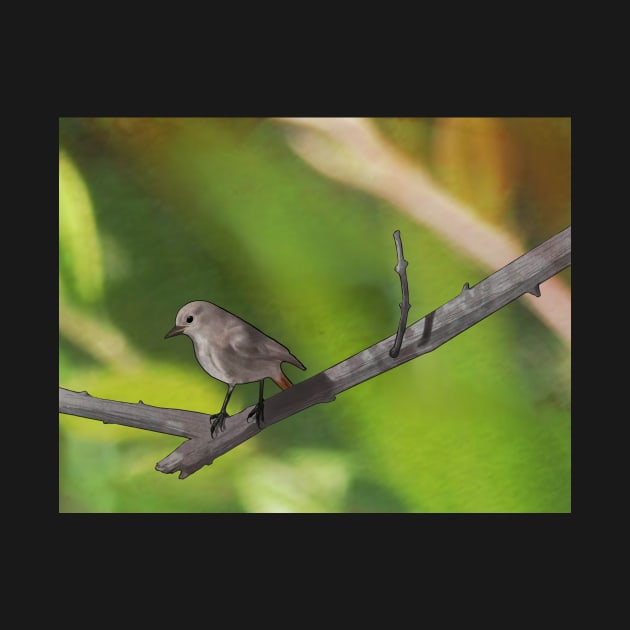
[164,301,214,340]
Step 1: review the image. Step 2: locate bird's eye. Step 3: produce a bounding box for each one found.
[186,316,194,323]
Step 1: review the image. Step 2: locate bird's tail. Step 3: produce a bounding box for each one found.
[273,371,293,390]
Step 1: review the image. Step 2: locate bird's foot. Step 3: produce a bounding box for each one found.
[247,401,265,430]
[209,411,229,438]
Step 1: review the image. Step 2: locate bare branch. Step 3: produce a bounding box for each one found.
[390,229,411,358]
[58,389,209,439]
[59,226,571,479]
[274,117,571,345]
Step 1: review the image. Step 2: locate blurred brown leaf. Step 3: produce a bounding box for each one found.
[432,117,519,224]
[503,118,571,243]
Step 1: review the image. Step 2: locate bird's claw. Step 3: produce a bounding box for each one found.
[209,411,229,438]
[247,402,265,430]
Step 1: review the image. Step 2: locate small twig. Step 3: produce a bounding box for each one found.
[390,229,411,358]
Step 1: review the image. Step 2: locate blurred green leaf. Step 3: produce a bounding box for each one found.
[234,448,352,512]
[59,149,104,304]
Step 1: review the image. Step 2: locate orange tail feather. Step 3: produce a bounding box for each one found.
[273,371,293,390]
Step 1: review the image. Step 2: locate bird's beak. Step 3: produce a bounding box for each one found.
[164,325,187,339]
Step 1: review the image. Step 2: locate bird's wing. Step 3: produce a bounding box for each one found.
[227,322,305,370]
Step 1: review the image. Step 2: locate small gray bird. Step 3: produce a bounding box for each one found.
[165,300,305,438]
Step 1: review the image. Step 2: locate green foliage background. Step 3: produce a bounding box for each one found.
[59,117,571,512]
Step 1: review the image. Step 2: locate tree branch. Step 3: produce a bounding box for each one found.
[59,226,571,479]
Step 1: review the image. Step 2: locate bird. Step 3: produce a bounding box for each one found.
[164,300,305,438]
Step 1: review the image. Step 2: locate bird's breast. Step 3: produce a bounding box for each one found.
[191,336,232,383]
